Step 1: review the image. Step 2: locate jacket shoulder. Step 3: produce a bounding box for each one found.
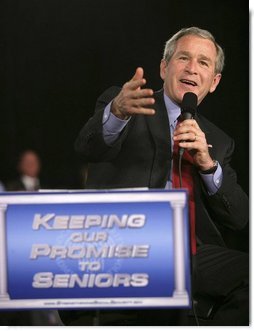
[197,113,233,144]
[95,86,121,108]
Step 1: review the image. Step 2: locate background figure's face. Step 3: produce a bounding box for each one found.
[18,151,41,178]
[160,34,222,105]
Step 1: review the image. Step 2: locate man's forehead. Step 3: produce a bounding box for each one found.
[174,36,217,58]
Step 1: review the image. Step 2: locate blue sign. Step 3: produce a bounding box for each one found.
[0,190,191,309]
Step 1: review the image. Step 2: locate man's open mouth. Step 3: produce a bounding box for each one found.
[180,79,197,86]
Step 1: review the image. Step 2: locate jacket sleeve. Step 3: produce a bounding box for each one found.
[202,138,248,231]
[74,86,130,162]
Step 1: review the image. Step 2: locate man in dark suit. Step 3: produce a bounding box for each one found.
[6,150,41,191]
[61,27,248,326]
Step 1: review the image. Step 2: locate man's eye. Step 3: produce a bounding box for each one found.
[200,61,208,66]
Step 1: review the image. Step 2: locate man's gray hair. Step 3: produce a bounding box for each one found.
[163,27,225,74]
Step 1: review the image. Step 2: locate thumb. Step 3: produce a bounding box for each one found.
[131,67,144,81]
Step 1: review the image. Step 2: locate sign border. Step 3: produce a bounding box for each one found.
[0,189,191,309]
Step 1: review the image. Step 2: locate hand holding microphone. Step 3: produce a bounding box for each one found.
[178,92,198,156]
[173,92,215,171]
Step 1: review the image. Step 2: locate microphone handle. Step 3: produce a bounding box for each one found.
[181,112,193,121]
[178,111,193,156]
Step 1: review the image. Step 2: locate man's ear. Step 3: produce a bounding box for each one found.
[209,73,222,93]
[160,59,167,80]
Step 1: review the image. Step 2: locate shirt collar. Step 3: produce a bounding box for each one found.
[163,92,181,128]
[21,175,40,191]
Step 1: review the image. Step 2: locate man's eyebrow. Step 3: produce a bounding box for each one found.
[175,51,190,57]
[199,55,212,63]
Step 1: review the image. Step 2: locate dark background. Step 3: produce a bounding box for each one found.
[1,0,249,193]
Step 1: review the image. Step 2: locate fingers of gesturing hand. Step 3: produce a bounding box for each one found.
[123,78,147,91]
[112,90,155,118]
[131,67,145,82]
[112,68,155,117]
[119,99,155,116]
[124,67,146,91]
[119,87,154,106]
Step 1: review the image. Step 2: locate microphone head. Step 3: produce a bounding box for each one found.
[181,92,198,118]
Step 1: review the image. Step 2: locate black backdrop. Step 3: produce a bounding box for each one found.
[1,0,249,193]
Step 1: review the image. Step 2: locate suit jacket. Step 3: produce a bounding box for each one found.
[5,177,41,191]
[75,87,248,246]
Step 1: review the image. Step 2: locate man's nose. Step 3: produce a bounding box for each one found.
[185,59,198,74]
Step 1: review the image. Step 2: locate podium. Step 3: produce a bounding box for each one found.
[0,189,191,310]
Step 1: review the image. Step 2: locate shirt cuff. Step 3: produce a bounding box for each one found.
[199,163,223,195]
[102,102,130,145]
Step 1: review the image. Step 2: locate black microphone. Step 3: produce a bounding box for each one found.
[179,92,198,156]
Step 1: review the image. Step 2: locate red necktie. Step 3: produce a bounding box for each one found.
[172,140,197,255]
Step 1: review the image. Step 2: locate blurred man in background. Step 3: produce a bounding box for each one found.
[6,149,41,191]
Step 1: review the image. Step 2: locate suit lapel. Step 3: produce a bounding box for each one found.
[146,89,171,150]
[195,115,216,160]
[145,89,172,187]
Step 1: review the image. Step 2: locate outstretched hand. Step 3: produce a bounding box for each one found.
[111,67,155,119]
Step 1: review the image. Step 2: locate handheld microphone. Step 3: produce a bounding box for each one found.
[179,92,198,156]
